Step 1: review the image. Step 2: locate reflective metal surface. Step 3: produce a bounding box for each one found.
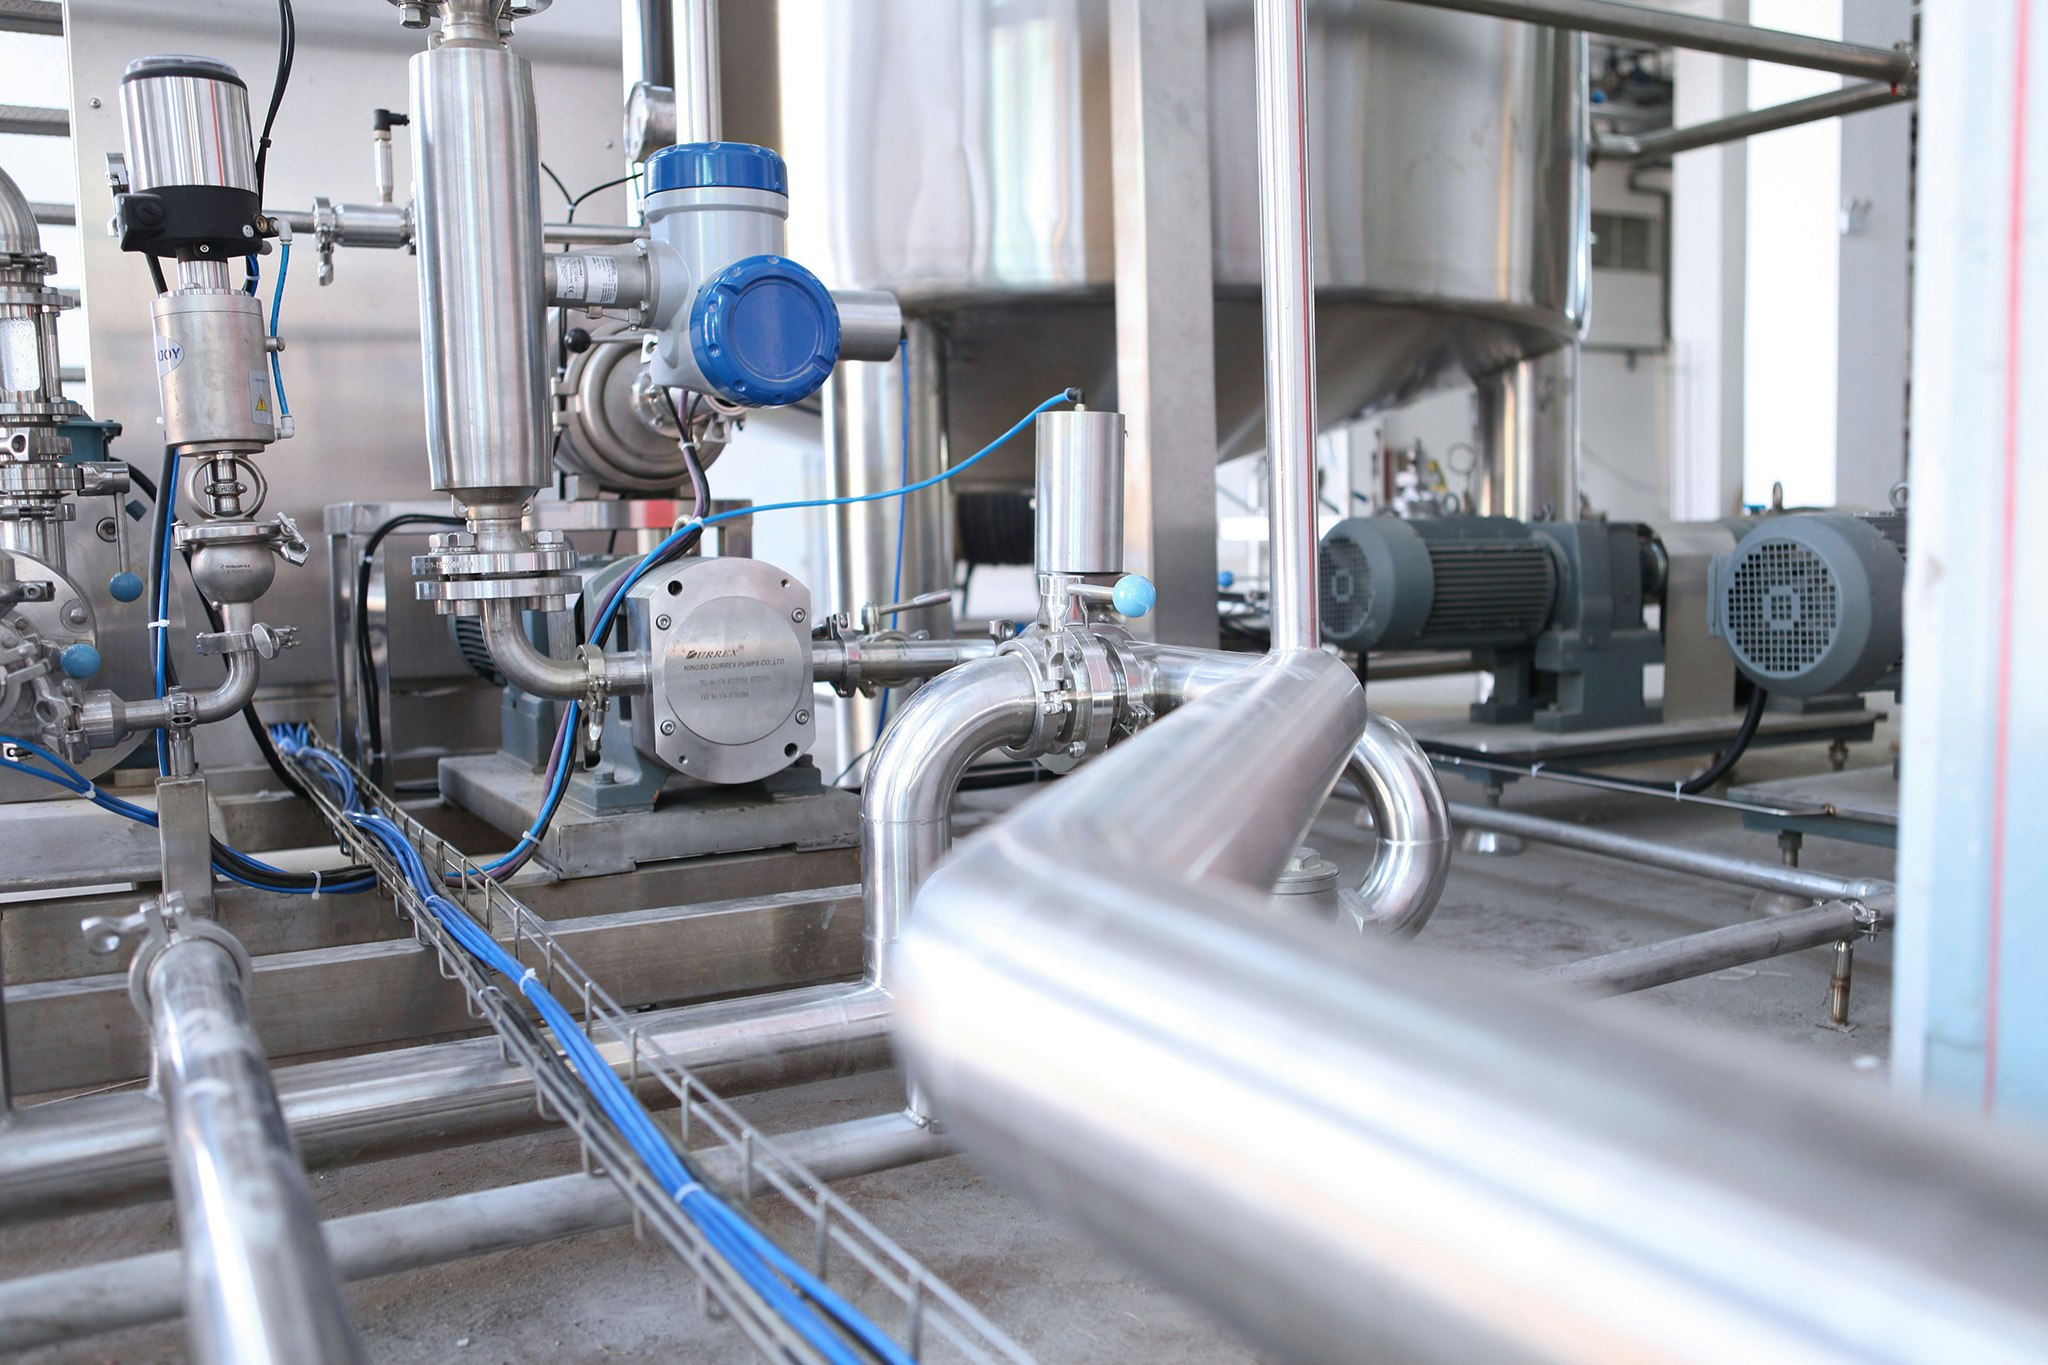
[859,651,1041,988]
[1342,710,1451,935]
[118,55,257,194]
[823,318,950,779]
[1033,409,1125,577]
[1475,343,1580,520]
[148,936,365,1365]
[0,1109,951,1355]
[0,980,893,1221]
[777,0,1587,470]
[1252,0,1320,650]
[895,650,2048,1365]
[409,36,550,515]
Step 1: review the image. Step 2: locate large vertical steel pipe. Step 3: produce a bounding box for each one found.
[672,0,721,143]
[1252,0,1320,652]
[150,937,364,1364]
[409,3,550,521]
[1475,343,1582,521]
[824,320,950,780]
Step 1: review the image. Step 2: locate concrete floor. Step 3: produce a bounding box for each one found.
[0,689,1900,1363]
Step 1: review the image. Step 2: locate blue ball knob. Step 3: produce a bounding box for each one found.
[59,643,101,679]
[1217,570,1235,589]
[1112,574,1157,619]
[107,571,144,603]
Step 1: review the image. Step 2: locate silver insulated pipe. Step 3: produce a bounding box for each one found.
[409,1,551,521]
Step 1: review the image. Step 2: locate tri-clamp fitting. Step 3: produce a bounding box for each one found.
[82,889,254,1024]
[996,623,1150,773]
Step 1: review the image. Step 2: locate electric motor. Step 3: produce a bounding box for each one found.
[1709,512,1906,697]
[1318,516,1560,652]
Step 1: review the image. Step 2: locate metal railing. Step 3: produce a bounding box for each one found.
[281,738,1031,1365]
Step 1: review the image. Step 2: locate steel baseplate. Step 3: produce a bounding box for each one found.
[437,749,860,878]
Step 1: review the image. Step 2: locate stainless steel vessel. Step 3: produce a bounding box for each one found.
[776,0,1587,479]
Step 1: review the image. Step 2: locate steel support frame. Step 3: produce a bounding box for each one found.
[1386,0,1914,83]
[0,1110,950,1355]
[1595,80,1914,163]
[1110,0,1221,648]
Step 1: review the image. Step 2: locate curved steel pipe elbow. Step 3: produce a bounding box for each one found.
[860,652,1044,988]
[479,600,590,700]
[1343,711,1452,938]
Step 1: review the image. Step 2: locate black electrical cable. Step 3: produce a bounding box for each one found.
[353,513,463,788]
[252,0,297,202]
[540,161,574,210]
[131,466,370,893]
[565,172,640,224]
[145,255,169,295]
[1420,685,1771,798]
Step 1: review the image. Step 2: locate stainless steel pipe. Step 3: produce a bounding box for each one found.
[1387,0,1916,84]
[894,654,2048,1364]
[1596,80,1914,162]
[479,598,592,699]
[1252,0,1320,652]
[1446,800,1894,901]
[409,19,550,517]
[147,936,365,1364]
[1140,643,1452,936]
[859,653,1042,989]
[1343,713,1452,936]
[0,1109,947,1354]
[811,635,997,693]
[672,0,721,144]
[1541,895,1892,997]
[1475,344,1579,521]
[824,319,950,778]
[0,980,891,1222]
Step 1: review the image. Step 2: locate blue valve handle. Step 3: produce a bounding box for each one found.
[1112,574,1157,619]
[59,643,102,679]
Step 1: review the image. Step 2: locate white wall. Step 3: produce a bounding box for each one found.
[1834,0,1915,511]
[1667,0,1749,520]
[1741,0,1844,508]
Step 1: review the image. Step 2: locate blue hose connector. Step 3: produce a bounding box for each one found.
[1112,574,1157,619]
[59,643,102,679]
[1217,570,1235,589]
[108,571,144,603]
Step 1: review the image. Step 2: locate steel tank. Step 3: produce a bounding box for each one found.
[774,0,1587,482]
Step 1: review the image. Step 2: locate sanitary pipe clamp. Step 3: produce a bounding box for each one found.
[997,624,1142,772]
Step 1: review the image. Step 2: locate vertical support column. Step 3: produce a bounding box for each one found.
[1110,0,1219,647]
[1894,0,2048,1121]
[673,0,721,144]
[1475,343,1582,521]
[824,321,949,781]
[0,919,11,1120]
[1252,0,1320,653]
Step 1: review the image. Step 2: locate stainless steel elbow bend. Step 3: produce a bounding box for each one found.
[860,652,1044,989]
[1343,710,1452,938]
[479,599,592,700]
